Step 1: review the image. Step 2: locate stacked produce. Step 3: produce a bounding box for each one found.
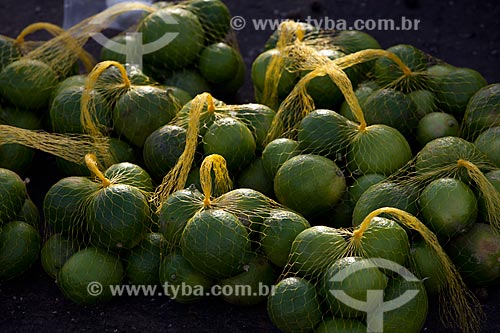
[0,2,499,333]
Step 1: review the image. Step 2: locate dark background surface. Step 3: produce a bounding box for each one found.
[0,0,499,332]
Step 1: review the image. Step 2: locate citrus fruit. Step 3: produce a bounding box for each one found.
[0,59,58,110]
[474,126,500,167]
[219,254,277,306]
[274,154,346,217]
[163,68,211,97]
[263,22,317,51]
[40,233,79,279]
[348,173,386,204]
[50,85,112,135]
[104,162,154,192]
[57,247,124,305]
[374,44,427,85]
[16,198,40,227]
[143,124,187,181]
[362,88,418,136]
[0,221,40,281]
[352,181,419,226]
[430,66,487,117]
[267,277,323,333]
[184,0,231,44]
[236,157,274,197]
[321,256,388,318]
[446,223,500,286]
[339,81,380,122]
[262,138,300,178]
[113,85,179,147]
[175,95,225,136]
[354,216,410,266]
[419,177,477,239]
[159,251,214,303]
[408,89,438,119]
[99,34,132,65]
[260,209,311,267]
[477,169,500,223]
[43,176,100,233]
[381,276,428,333]
[87,184,150,250]
[0,35,20,70]
[461,83,500,141]
[139,7,205,69]
[347,124,413,176]
[203,117,256,172]
[210,52,245,96]
[198,42,239,84]
[332,30,381,75]
[289,225,347,277]
[180,209,251,279]
[165,85,192,106]
[315,318,367,333]
[125,232,166,285]
[416,112,460,146]
[411,241,447,295]
[0,168,27,224]
[158,187,204,248]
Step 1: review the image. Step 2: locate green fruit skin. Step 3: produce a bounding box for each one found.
[267,277,323,333]
[0,221,41,281]
[315,318,367,333]
[356,217,410,267]
[113,85,178,147]
[411,241,447,295]
[203,117,256,172]
[260,209,311,268]
[408,89,438,119]
[461,83,500,141]
[262,138,300,178]
[104,162,154,193]
[0,36,21,71]
[198,42,239,84]
[382,277,428,333]
[446,223,500,286]
[348,173,386,204]
[0,59,58,110]
[219,254,277,306]
[43,176,100,233]
[474,126,500,168]
[321,256,388,318]
[416,112,460,146]
[348,124,413,176]
[477,169,500,223]
[289,225,347,277]
[140,7,205,69]
[419,177,477,239]
[143,124,186,182]
[0,168,27,224]
[159,251,214,304]
[185,0,231,44]
[163,68,211,97]
[274,154,346,217]
[158,188,204,248]
[210,52,245,96]
[236,158,274,197]
[126,232,166,285]
[180,209,251,279]
[374,44,427,85]
[57,247,124,305]
[41,233,78,279]
[340,81,380,122]
[16,199,40,227]
[87,184,150,250]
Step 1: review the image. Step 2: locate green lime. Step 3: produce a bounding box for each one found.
[40,233,79,279]
[210,52,245,96]
[289,225,347,277]
[416,112,460,146]
[264,22,317,51]
[477,169,500,223]
[419,177,477,239]
[321,256,388,318]
[219,254,277,306]
[267,277,322,333]
[0,59,58,110]
[139,7,205,69]
[274,154,346,217]
[180,209,251,279]
[203,117,256,172]
[0,221,40,281]
[159,251,213,303]
[315,318,367,333]
[87,184,150,250]
[100,34,133,64]
[163,68,211,97]
[411,241,447,295]
[184,0,231,44]
[461,83,500,141]
[446,223,500,286]
[198,42,239,84]
[104,162,154,193]
[16,198,40,227]
[236,157,274,197]
[0,168,27,224]
[125,232,167,285]
[339,81,380,122]
[347,124,413,176]
[165,85,192,106]
[57,247,124,305]
[333,30,381,75]
[348,173,386,204]
[374,44,427,85]
[474,126,500,167]
[262,138,300,178]
[113,85,178,147]
[260,209,311,267]
[0,35,20,70]
[407,89,438,119]
[352,181,419,226]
